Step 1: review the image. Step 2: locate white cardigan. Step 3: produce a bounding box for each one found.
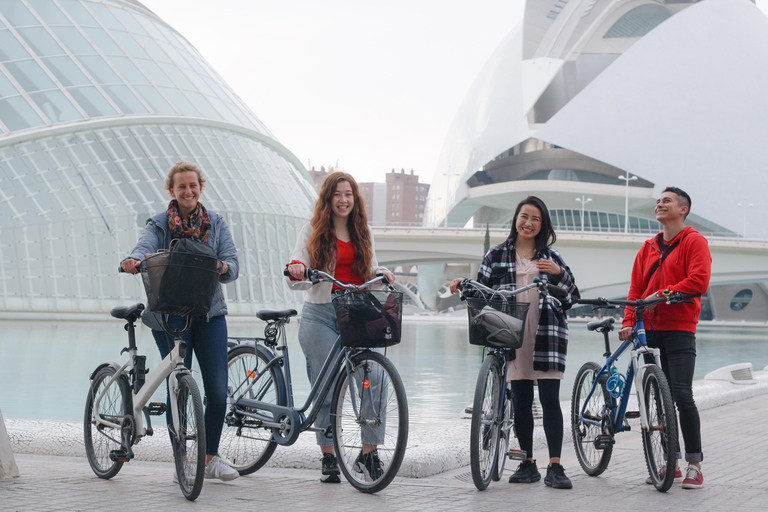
[286,222,386,304]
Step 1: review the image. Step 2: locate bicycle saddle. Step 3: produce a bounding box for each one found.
[587,317,615,332]
[111,303,145,322]
[257,309,298,321]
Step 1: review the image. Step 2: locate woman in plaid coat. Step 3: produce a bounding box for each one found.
[450,196,579,489]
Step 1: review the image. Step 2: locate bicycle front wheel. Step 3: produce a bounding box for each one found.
[571,362,613,476]
[84,366,131,479]
[172,373,206,501]
[331,351,408,494]
[219,344,286,475]
[470,354,503,490]
[492,384,514,481]
[641,365,678,492]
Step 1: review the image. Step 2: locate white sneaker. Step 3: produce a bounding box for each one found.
[204,455,240,481]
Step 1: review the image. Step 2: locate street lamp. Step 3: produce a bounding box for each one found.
[737,202,753,238]
[575,195,592,232]
[442,168,456,228]
[618,173,637,234]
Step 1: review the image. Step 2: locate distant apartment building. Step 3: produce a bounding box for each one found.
[386,169,430,225]
[306,166,429,226]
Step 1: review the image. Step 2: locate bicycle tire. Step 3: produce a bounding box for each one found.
[219,344,286,475]
[331,351,408,494]
[641,365,678,492]
[84,366,131,479]
[172,373,206,501]
[470,354,503,490]
[491,384,514,481]
[571,362,613,476]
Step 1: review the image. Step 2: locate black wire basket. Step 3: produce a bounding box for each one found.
[141,250,221,317]
[333,290,404,348]
[465,296,529,349]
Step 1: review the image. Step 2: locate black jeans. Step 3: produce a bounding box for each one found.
[643,330,703,463]
[510,379,563,460]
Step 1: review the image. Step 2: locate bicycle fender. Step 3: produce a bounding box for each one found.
[89,361,122,380]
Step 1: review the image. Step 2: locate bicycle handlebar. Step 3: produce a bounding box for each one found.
[283,267,391,290]
[457,277,563,306]
[577,292,701,309]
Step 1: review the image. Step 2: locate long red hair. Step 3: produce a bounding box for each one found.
[307,172,373,279]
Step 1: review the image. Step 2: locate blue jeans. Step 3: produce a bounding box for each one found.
[152,314,228,456]
[298,302,387,446]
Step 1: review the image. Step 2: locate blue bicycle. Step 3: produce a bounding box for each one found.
[572,292,697,492]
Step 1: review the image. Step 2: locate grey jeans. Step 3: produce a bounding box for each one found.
[299,302,387,446]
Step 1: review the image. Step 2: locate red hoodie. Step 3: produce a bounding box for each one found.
[622,226,711,333]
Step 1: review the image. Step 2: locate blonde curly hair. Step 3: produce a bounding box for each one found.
[165,161,206,194]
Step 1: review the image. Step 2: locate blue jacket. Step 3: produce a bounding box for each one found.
[126,210,239,330]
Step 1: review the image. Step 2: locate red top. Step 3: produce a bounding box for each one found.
[333,239,364,289]
[622,226,711,333]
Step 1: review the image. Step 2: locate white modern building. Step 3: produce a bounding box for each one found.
[0,0,316,315]
[422,0,768,320]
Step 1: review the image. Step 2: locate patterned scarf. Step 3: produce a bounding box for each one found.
[167,200,211,243]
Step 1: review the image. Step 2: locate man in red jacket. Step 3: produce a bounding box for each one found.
[619,186,711,490]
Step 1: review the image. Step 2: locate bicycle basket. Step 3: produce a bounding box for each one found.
[465,296,529,349]
[141,240,221,317]
[332,290,403,348]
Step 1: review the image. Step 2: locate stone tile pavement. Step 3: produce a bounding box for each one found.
[1,393,766,511]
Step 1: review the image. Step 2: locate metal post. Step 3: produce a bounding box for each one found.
[618,173,637,233]
[576,195,592,232]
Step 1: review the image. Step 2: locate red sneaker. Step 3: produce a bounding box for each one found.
[682,465,703,489]
[645,467,683,484]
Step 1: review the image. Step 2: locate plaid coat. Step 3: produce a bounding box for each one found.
[475,241,580,372]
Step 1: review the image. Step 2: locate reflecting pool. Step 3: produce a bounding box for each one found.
[1,319,766,428]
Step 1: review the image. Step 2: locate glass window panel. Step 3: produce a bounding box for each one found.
[108,6,146,35]
[51,26,95,54]
[4,59,56,91]
[206,96,239,124]
[136,15,164,40]
[134,85,175,114]
[102,84,147,114]
[66,85,116,117]
[0,29,31,61]
[0,95,45,130]
[184,91,219,118]
[162,64,191,89]
[135,58,173,86]
[27,0,70,25]
[17,27,64,56]
[83,2,124,31]
[157,40,187,68]
[30,90,82,122]
[0,71,18,97]
[42,56,89,86]
[111,30,149,58]
[134,35,169,62]
[184,68,214,95]
[81,27,124,55]
[2,2,39,26]
[179,48,207,76]
[108,56,148,84]
[159,87,198,116]
[77,55,120,83]
[56,0,99,26]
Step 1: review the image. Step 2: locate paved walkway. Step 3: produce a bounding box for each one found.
[1,393,766,511]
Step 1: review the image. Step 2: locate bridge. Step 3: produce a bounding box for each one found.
[371,226,768,318]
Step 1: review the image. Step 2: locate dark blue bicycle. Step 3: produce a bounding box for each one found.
[572,292,698,492]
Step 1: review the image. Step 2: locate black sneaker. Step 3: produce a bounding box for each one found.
[544,463,572,489]
[354,449,384,482]
[320,453,341,483]
[508,459,541,483]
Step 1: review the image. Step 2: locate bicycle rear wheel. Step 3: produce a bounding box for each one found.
[571,362,613,476]
[172,373,206,501]
[84,366,131,479]
[470,354,503,490]
[219,344,286,475]
[332,351,408,494]
[641,365,678,492]
[492,385,514,481]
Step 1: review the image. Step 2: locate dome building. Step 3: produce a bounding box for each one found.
[0,0,316,315]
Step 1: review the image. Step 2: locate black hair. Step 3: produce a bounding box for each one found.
[505,195,557,255]
[661,186,691,218]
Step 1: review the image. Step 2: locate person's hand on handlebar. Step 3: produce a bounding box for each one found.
[449,278,463,295]
[219,261,228,275]
[287,262,306,281]
[121,258,141,274]
[381,269,396,284]
[618,325,633,341]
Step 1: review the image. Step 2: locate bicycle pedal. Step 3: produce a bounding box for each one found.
[594,435,615,450]
[109,449,133,462]
[507,449,527,461]
[625,411,640,419]
[147,402,166,416]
